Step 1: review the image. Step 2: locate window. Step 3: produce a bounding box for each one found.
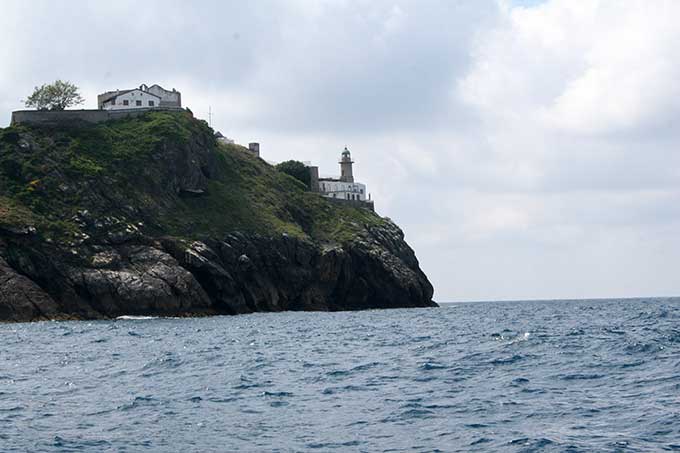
[148,100,155,107]
[136,100,142,106]
[123,100,129,106]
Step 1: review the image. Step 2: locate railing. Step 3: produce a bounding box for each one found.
[320,188,364,194]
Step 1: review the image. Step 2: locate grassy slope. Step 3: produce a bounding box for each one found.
[0,111,383,245]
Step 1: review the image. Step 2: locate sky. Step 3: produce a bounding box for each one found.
[1,0,679,302]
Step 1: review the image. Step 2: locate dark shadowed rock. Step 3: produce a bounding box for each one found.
[0,257,59,322]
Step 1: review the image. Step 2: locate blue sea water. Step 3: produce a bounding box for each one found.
[1,298,679,452]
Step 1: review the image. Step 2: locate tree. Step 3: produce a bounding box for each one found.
[24,80,84,111]
[276,160,311,189]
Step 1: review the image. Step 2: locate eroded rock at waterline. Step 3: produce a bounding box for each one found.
[0,257,59,321]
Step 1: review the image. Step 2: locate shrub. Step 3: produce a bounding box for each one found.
[276,160,311,189]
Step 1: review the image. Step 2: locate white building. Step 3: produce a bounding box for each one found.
[97,89,161,110]
[318,179,367,201]
[142,84,182,107]
[97,84,182,110]
[311,147,369,202]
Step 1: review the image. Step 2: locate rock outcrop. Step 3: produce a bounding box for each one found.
[0,218,435,321]
[0,257,59,321]
[0,111,436,322]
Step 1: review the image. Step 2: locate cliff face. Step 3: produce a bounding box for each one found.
[0,112,435,322]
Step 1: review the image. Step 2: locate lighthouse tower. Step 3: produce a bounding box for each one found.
[339,147,354,183]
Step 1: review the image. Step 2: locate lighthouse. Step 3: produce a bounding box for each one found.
[339,147,354,183]
[311,146,372,208]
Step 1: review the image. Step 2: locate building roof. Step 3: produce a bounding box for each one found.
[319,178,365,184]
[147,84,178,93]
[98,90,132,104]
[99,88,161,104]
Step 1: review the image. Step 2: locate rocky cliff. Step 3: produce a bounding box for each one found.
[0,111,436,322]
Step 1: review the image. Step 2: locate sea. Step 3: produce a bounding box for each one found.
[1,297,679,452]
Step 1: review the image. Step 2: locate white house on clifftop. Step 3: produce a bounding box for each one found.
[97,84,181,110]
[12,83,186,126]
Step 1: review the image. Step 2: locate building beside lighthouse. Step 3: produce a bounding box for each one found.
[308,147,372,207]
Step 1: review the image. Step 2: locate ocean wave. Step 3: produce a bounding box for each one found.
[1,297,679,451]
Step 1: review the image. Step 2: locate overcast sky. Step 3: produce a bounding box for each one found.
[2,0,679,302]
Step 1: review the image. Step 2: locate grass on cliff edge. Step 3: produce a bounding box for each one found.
[0,111,384,244]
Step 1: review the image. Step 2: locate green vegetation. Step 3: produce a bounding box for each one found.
[0,196,37,230]
[161,140,383,241]
[275,160,311,189]
[0,111,383,245]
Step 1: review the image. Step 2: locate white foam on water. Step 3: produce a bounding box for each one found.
[508,332,530,345]
[115,316,158,321]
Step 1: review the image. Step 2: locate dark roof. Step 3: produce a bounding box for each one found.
[99,89,132,104]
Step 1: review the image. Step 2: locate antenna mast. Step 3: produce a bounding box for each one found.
[208,105,212,127]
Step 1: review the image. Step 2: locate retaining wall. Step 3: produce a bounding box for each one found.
[10,107,187,127]
[324,197,375,211]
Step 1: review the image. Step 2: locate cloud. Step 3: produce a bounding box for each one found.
[461,0,680,138]
[242,1,499,134]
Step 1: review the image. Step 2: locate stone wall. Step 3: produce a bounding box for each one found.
[308,166,320,192]
[325,197,375,211]
[248,142,260,157]
[10,107,186,127]
[147,85,181,107]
